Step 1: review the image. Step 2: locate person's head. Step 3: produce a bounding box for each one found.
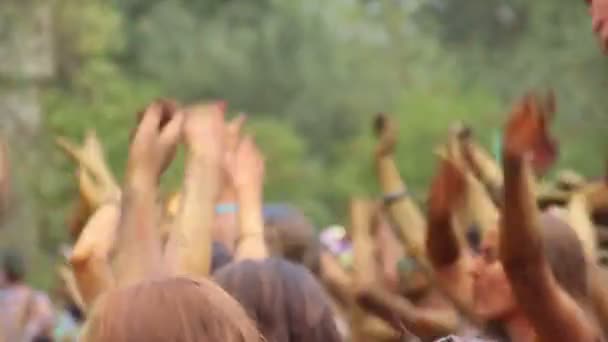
[470,211,588,322]
[214,258,342,342]
[81,277,261,342]
[263,204,320,273]
[1,250,25,285]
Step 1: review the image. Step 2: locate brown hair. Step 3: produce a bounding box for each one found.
[263,204,320,273]
[81,277,261,342]
[214,258,342,342]
[539,211,588,301]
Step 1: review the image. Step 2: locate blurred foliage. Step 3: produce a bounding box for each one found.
[1,0,600,286]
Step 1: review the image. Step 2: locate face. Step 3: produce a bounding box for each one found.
[470,229,517,321]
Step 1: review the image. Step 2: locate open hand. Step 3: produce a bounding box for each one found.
[183,101,226,163]
[227,136,265,193]
[589,0,608,53]
[127,99,184,186]
[503,92,557,174]
[428,158,466,220]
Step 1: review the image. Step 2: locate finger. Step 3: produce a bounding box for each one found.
[136,101,163,138]
[56,136,85,163]
[601,23,608,50]
[226,115,246,153]
[215,100,227,114]
[593,15,604,33]
[79,167,102,209]
[238,135,254,154]
[158,98,179,130]
[160,110,185,149]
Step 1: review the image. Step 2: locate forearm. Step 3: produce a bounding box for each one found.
[357,284,458,339]
[351,199,376,288]
[465,172,499,234]
[70,203,119,308]
[426,215,461,268]
[360,315,401,341]
[71,258,114,310]
[168,157,220,277]
[468,142,504,195]
[376,156,426,257]
[113,183,163,286]
[320,252,355,305]
[501,154,543,269]
[235,188,268,260]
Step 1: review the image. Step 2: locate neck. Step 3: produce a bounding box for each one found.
[503,311,536,342]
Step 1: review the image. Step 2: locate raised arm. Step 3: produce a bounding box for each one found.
[357,198,460,338]
[349,198,375,342]
[426,148,477,315]
[357,283,459,340]
[232,136,268,260]
[213,115,247,253]
[589,0,608,53]
[373,114,427,262]
[69,203,118,310]
[460,134,504,201]
[0,137,10,217]
[57,131,120,210]
[165,103,225,277]
[112,100,183,287]
[319,250,354,305]
[501,94,596,342]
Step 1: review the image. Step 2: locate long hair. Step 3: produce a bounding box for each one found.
[81,277,261,342]
[214,258,342,342]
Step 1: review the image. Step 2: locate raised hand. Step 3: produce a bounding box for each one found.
[183,101,226,163]
[227,135,266,194]
[113,99,183,286]
[503,92,557,175]
[428,157,467,221]
[222,115,247,186]
[225,114,247,153]
[373,113,397,158]
[127,99,184,187]
[589,0,608,53]
[57,131,120,208]
[0,138,10,218]
[165,101,227,277]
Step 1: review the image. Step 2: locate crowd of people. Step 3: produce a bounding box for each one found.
[0,1,608,341]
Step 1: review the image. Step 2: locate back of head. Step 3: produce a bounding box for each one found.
[263,204,320,273]
[214,258,341,342]
[82,277,261,342]
[539,211,588,301]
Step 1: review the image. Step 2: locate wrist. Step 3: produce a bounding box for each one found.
[125,168,156,192]
[187,146,222,165]
[236,185,262,200]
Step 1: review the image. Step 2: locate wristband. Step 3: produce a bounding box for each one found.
[216,203,238,215]
[382,191,409,206]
